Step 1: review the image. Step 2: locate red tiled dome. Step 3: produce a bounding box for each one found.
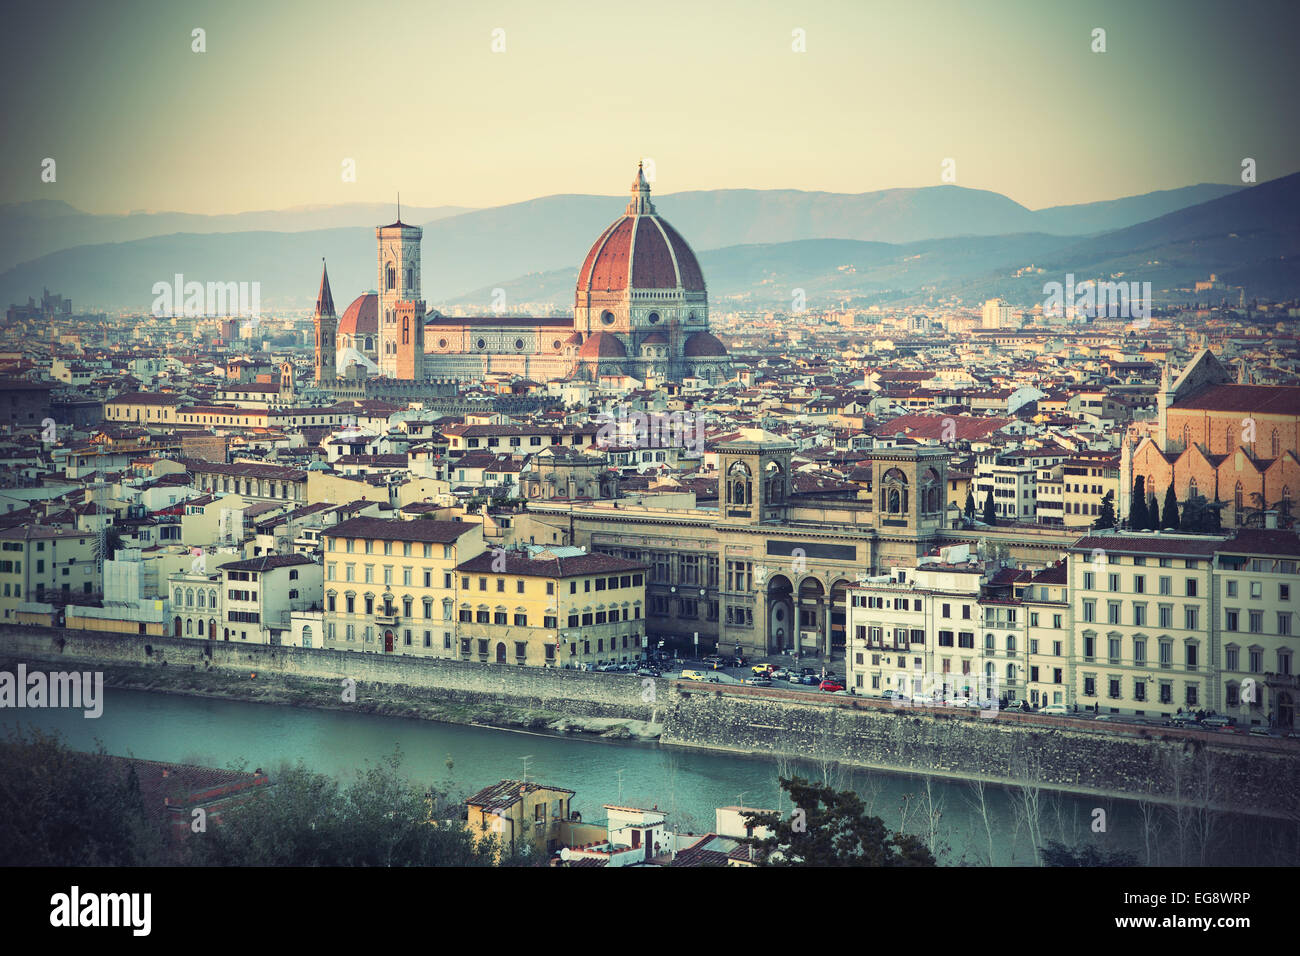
[577,331,627,360]
[338,293,378,337]
[683,331,728,357]
[576,166,706,297]
[640,331,668,345]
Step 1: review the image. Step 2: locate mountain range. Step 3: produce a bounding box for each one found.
[3,178,1293,316]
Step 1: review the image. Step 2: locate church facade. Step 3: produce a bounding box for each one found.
[313,165,732,385]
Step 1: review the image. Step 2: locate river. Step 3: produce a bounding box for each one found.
[3,688,1293,866]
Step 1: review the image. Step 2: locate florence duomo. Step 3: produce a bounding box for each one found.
[314,164,732,387]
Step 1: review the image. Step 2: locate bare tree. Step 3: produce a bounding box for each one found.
[1010,748,1045,865]
[1136,789,1163,867]
[964,778,998,866]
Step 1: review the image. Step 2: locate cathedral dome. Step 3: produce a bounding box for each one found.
[577,331,627,360]
[683,330,728,357]
[575,165,706,297]
[338,293,378,337]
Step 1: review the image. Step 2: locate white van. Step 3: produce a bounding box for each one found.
[680,670,706,682]
[1040,703,1069,716]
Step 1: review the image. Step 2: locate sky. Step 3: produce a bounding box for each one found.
[2,0,1298,215]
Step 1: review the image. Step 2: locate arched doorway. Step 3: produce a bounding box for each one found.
[496,642,507,664]
[766,574,794,655]
[173,616,182,637]
[383,629,395,653]
[208,618,216,640]
[1278,692,1294,730]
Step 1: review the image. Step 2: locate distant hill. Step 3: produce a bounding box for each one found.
[451,175,1300,311]
[0,200,475,274]
[0,181,1261,315]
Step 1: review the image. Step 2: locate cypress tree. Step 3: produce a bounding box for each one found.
[1162,482,1179,529]
[1094,490,1116,529]
[1129,476,1147,530]
[982,488,997,526]
[964,488,975,522]
[1147,491,1160,530]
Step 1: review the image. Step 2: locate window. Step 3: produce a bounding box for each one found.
[1186,578,1197,597]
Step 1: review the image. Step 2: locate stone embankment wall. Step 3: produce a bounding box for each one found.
[0,626,656,724]
[659,684,1300,818]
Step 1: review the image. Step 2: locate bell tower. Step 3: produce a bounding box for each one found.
[715,428,795,524]
[313,259,336,384]
[377,197,423,379]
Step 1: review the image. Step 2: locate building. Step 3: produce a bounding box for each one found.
[321,516,486,655]
[452,544,647,668]
[1068,534,1222,718]
[0,524,101,622]
[314,165,732,385]
[1126,349,1300,527]
[217,553,322,644]
[1213,529,1298,729]
[465,779,577,856]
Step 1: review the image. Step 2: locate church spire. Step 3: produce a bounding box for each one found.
[626,161,655,215]
[316,258,335,316]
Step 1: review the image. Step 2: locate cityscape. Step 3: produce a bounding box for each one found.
[0,0,1297,929]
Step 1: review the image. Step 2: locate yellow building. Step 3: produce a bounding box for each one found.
[453,545,647,668]
[322,516,486,655]
[0,524,101,622]
[1021,562,1071,708]
[1061,454,1119,528]
[465,779,577,856]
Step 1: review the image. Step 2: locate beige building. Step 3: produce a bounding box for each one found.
[453,544,646,668]
[322,516,486,655]
[1069,534,1222,717]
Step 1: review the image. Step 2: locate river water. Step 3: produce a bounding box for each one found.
[3,688,1293,866]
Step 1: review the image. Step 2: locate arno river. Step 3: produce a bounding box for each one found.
[4,688,1294,866]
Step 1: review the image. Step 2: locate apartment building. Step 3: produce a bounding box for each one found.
[0,524,101,621]
[1214,530,1298,729]
[1021,562,1071,707]
[1068,534,1222,717]
[846,546,985,699]
[321,516,486,655]
[453,545,647,668]
[218,553,322,644]
[1061,454,1119,528]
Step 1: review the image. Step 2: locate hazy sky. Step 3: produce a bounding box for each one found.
[3,0,1297,215]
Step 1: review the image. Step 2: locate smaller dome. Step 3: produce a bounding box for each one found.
[307,460,331,471]
[578,331,627,360]
[338,293,378,337]
[683,331,728,357]
[641,331,668,346]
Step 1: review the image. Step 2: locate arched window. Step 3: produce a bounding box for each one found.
[405,267,412,289]
[1271,430,1280,458]
[1226,426,1235,450]
[185,618,193,635]
[197,590,205,609]
[1006,635,1016,653]
[1006,662,1016,683]
[386,264,396,290]
[881,468,909,515]
[402,316,410,345]
[1188,477,1198,498]
[1234,482,1244,515]
[185,588,194,607]
[175,587,183,606]
[210,589,217,607]
[1181,423,1191,450]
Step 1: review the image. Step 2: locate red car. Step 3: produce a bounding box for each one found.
[819,680,845,692]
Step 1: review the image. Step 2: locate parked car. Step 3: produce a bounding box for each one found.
[1200,715,1232,729]
[752,663,774,676]
[1003,699,1028,712]
[787,672,803,683]
[819,680,845,692]
[749,677,773,687]
[1248,726,1272,737]
[680,670,706,682]
[945,696,974,708]
[800,667,818,677]
[769,668,789,680]
[1166,715,1196,728]
[800,674,820,686]
[706,675,721,684]
[1040,703,1069,716]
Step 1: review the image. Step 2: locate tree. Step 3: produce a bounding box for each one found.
[1129,476,1147,530]
[185,748,499,866]
[1040,841,1139,866]
[1147,491,1161,531]
[982,488,996,526]
[0,728,168,866]
[740,776,935,867]
[1208,499,1222,533]
[1093,490,1116,529]
[1162,483,1179,529]
[964,488,975,523]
